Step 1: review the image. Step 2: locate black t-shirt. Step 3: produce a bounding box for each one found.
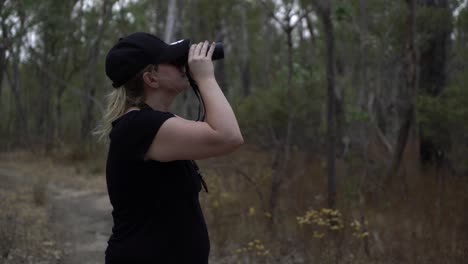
[105,108,210,264]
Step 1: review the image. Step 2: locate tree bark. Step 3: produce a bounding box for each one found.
[164,0,177,42]
[55,0,82,140]
[240,2,251,97]
[214,17,228,96]
[385,0,417,185]
[0,5,9,102]
[5,50,28,146]
[36,1,63,151]
[417,0,452,166]
[311,0,338,209]
[265,0,300,229]
[321,0,337,209]
[0,44,4,100]
[81,0,114,141]
[262,1,313,231]
[417,0,451,96]
[358,0,370,112]
[38,38,54,150]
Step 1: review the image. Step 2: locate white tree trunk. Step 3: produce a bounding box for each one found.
[164,0,177,42]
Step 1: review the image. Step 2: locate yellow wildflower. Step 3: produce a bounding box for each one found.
[248,207,255,216]
[313,231,325,238]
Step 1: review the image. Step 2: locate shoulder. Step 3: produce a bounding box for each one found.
[110,108,175,139]
[135,108,175,124]
[113,108,174,125]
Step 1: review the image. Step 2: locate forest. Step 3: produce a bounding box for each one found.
[0,0,467,263]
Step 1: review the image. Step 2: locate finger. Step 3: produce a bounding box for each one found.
[206,42,215,59]
[200,40,209,57]
[188,44,196,60]
[194,42,203,57]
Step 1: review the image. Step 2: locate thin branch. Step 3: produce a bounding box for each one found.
[260,0,287,30]
[261,0,311,31]
[234,167,267,210]
[27,45,105,114]
[290,10,311,29]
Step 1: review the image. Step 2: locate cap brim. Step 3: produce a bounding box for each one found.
[158,39,191,66]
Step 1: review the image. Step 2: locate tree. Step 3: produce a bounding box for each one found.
[81,0,116,141]
[313,0,337,208]
[385,0,418,187]
[3,0,29,147]
[164,0,177,42]
[261,0,311,226]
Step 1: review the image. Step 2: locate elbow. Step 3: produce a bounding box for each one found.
[233,135,245,147]
[211,129,244,154]
[227,133,244,150]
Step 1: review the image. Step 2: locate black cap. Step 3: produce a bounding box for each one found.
[105,32,190,88]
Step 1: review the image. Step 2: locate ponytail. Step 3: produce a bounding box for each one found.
[93,64,157,142]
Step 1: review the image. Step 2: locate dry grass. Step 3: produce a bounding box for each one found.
[0,157,62,263]
[1,145,467,263]
[0,149,107,264]
[197,144,468,263]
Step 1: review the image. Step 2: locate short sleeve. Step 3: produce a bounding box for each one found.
[111,108,175,161]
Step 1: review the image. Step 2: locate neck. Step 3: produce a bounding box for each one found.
[144,89,178,112]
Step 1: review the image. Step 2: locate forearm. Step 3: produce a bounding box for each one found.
[197,78,243,141]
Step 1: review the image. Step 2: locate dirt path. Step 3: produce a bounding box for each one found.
[48,183,112,264]
[0,159,113,264]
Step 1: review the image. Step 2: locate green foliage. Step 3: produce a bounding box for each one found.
[235,59,325,148]
[416,5,453,51]
[346,105,370,123]
[334,0,353,22]
[417,84,468,151]
[236,84,288,146]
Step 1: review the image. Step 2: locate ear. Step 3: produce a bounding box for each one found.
[142,71,159,88]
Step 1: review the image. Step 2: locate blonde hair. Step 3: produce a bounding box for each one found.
[93,64,158,142]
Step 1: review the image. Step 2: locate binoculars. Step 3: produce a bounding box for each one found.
[172,40,224,66]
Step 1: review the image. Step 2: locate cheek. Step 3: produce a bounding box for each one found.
[158,78,168,88]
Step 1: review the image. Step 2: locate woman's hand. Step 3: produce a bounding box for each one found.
[188,41,216,83]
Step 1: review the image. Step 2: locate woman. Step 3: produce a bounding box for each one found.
[95,32,243,263]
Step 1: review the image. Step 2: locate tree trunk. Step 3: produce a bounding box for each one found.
[267,27,293,230]
[267,3,297,230]
[5,52,28,146]
[261,9,274,92]
[38,43,54,150]
[214,18,228,95]
[417,0,450,96]
[417,0,452,167]
[335,83,345,158]
[240,2,251,97]
[0,15,8,102]
[56,83,67,139]
[283,22,294,171]
[385,0,417,185]
[36,3,60,151]
[81,0,114,141]
[358,0,370,112]
[323,2,337,209]
[164,0,177,42]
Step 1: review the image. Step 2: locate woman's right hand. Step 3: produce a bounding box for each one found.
[188,41,216,83]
